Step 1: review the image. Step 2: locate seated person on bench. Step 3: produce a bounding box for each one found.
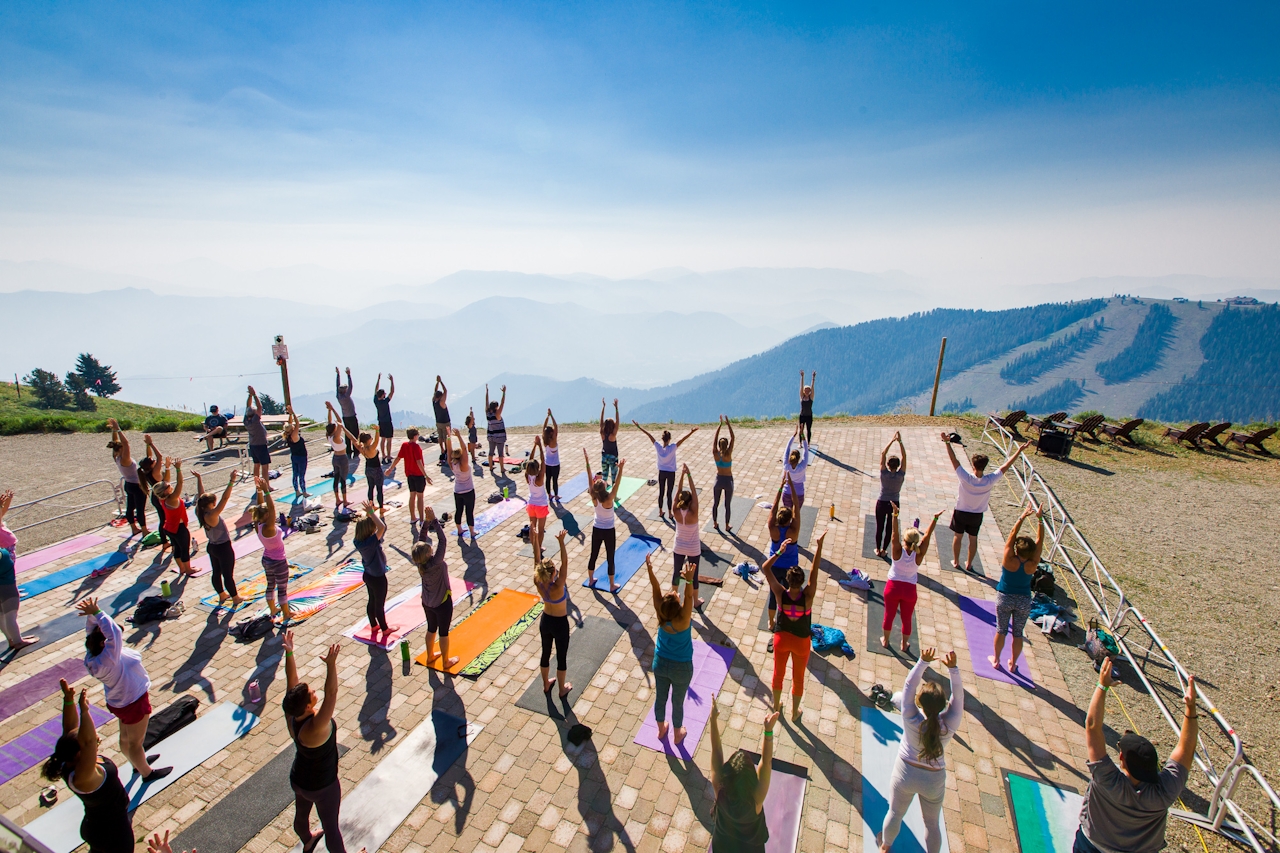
[198,406,230,451]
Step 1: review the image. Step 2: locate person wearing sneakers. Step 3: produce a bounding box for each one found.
[1078,658,1198,853]
[941,432,1031,572]
[75,597,172,783]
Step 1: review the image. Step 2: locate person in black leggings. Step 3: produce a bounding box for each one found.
[352,503,390,638]
[194,471,243,608]
[44,678,137,853]
[534,530,572,697]
[799,369,816,443]
[282,632,365,853]
[373,373,395,463]
[583,449,626,592]
[412,510,459,668]
[875,432,906,557]
[139,435,167,550]
[543,409,561,499]
[446,428,476,540]
[107,419,147,535]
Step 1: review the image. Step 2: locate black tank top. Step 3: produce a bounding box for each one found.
[713,786,768,853]
[72,757,134,853]
[777,587,812,638]
[800,398,813,417]
[288,433,308,458]
[290,713,339,791]
[602,435,618,456]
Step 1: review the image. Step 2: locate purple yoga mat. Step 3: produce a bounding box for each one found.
[709,762,807,853]
[634,640,735,758]
[15,535,109,575]
[0,658,89,724]
[959,595,1036,688]
[0,705,112,785]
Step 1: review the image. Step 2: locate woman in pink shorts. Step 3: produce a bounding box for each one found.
[526,436,550,559]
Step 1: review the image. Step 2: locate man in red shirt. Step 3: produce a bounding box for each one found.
[389,428,433,524]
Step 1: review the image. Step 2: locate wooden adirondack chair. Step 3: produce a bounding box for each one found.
[1059,413,1106,440]
[1028,412,1068,433]
[1196,422,1233,448]
[1164,422,1210,446]
[1228,426,1277,454]
[987,410,1026,436]
[1101,418,1144,444]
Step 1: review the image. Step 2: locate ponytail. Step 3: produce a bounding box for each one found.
[917,682,947,762]
[43,734,80,782]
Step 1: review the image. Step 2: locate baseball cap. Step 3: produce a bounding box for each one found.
[1118,732,1161,784]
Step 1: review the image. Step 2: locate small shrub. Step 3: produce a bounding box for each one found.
[143,417,181,433]
[178,418,204,431]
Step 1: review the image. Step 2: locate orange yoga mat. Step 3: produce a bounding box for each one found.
[414,588,540,674]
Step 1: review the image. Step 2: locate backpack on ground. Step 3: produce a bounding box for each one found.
[230,614,275,643]
[1082,618,1121,671]
[143,695,199,749]
[131,596,172,624]
[1032,563,1056,596]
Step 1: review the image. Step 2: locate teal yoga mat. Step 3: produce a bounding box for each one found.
[583,533,662,591]
[1004,770,1082,853]
[17,550,130,600]
[860,706,951,853]
[612,476,647,507]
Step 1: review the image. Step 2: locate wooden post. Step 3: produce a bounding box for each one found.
[928,337,947,417]
[272,336,291,409]
[13,374,18,399]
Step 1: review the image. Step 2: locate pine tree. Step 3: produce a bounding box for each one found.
[64,372,98,411]
[24,369,70,409]
[258,393,285,415]
[74,353,121,398]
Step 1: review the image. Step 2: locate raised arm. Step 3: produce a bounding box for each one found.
[1086,658,1113,762]
[387,373,395,401]
[1170,675,1200,770]
[809,370,816,394]
[485,385,491,414]
[171,458,184,498]
[726,418,735,450]
[940,650,964,731]
[755,710,777,811]
[713,419,723,454]
[918,510,943,558]
[631,420,656,444]
[760,545,788,597]
[599,398,605,431]
[283,630,299,689]
[612,398,619,429]
[436,376,447,406]
[608,459,626,500]
[326,402,338,426]
[645,554,664,612]
[998,440,1033,475]
[311,644,341,732]
[1030,505,1046,566]
[799,369,805,398]
[896,432,906,472]
[901,650,929,712]
[710,703,725,790]
[805,530,826,603]
[59,678,78,736]
[1004,504,1034,561]
[497,385,506,417]
[674,427,698,448]
[679,562,695,619]
[547,408,557,436]
[582,448,595,483]
[248,386,262,415]
[336,367,342,397]
[363,501,387,540]
[215,470,236,517]
[256,479,276,536]
[681,464,698,513]
[110,419,132,466]
[73,688,101,784]
[769,475,789,529]
[939,433,961,470]
[556,531,568,584]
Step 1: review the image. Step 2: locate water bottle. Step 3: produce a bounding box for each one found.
[829,503,835,519]
[248,680,262,703]
[503,486,509,500]
[399,640,410,662]
[160,580,172,597]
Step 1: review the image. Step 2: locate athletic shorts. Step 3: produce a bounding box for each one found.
[949,509,984,537]
[527,504,549,519]
[249,444,271,465]
[407,475,427,493]
[108,691,152,725]
[378,422,394,439]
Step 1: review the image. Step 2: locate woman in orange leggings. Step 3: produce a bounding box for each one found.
[761,530,826,722]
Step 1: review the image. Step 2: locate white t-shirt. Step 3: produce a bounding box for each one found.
[654,442,677,473]
[954,467,1002,514]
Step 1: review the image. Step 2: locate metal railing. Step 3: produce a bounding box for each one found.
[982,416,1280,853]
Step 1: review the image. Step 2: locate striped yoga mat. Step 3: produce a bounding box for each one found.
[1004,770,1083,853]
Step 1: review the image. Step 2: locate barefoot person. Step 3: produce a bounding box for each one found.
[671,464,704,608]
[942,432,1031,572]
[197,404,229,452]
[107,419,147,535]
[388,428,432,524]
[543,409,561,499]
[139,436,165,549]
[253,479,293,622]
[155,457,195,575]
[710,701,779,853]
[782,425,809,509]
[244,386,272,485]
[599,398,620,487]
[411,509,458,668]
[373,373,395,463]
[632,420,697,521]
[878,648,964,853]
[485,384,509,477]
[447,429,477,540]
[281,632,365,853]
[764,473,802,651]
[1078,659,1197,853]
[334,417,386,516]
[875,432,907,557]
[44,678,141,853]
[432,376,451,463]
[584,449,626,593]
[526,436,549,558]
[465,409,479,467]
[799,369,816,443]
[284,406,309,499]
[711,415,736,533]
[534,530,572,697]
[883,509,941,652]
[761,532,827,721]
[193,470,244,609]
[75,597,171,782]
[353,502,390,640]
[990,503,1044,674]
[324,403,350,510]
[0,494,37,651]
[647,556,696,744]
[335,366,359,459]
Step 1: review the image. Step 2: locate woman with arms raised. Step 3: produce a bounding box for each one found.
[761,531,826,721]
[647,556,697,744]
[709,701,779,853]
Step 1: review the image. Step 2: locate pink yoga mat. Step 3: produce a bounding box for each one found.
[959,595,1037,688]
[15,535,108,574]
[634,640,735,758]
[346,577,475,649]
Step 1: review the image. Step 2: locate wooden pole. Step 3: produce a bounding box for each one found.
[279,358,292,409]
[13,374,18,399]
[928,337,947,417]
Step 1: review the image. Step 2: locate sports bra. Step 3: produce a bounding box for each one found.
[714,457,732,469]
[538,580,567,605]
[327,433,345,453]
[777,588,812,638]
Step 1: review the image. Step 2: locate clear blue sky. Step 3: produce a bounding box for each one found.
[1,2,1277,287]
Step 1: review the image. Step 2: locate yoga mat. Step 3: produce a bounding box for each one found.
[860,706,951,853]
[0,612,85,670]
[932,530,985,575]
[0,705,111,786]
[794,505,819,550]
[583,533,663,591]
[17,550,130,600]
[684,549,732,605]
[471,496,527,537]
[555,470,590,503]
[187,533,265,579]
[288,710,482,853]
[959,595,1036,688]
[514,615,625,717]
[863,588,920,659]
[862,514,891,562]
[1004,770,1082,853]
[415,589,541,675]
[612,476,647,507]
[633,640,734,759]
[703,496,754,533]
[517,518,564,557]
[171,744,349,853]
[15,535,109,575]
[257,559,371,626]
[344,577,475,649]
[710,756,809,853]
[27,702,260,853]
[0,658,87,724]
[196,562,315,613]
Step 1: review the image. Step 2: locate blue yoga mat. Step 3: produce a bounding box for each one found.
[1005,770,1083,853]
[556,471,590,503]
[860,706,951,853]
[583,533,662,591]
[18,550,130,600]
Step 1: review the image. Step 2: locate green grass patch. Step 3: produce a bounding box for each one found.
[0,382,198,435]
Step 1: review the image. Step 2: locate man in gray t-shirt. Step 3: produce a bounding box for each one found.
[1077,658,1199,853]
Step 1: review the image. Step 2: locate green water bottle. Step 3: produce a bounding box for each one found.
[503,486,509,500]
[160,580,172,597]
[399,639,410,662]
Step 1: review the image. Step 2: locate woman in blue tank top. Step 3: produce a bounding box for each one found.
[647,555,696,745]
[991,502,1045,675]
